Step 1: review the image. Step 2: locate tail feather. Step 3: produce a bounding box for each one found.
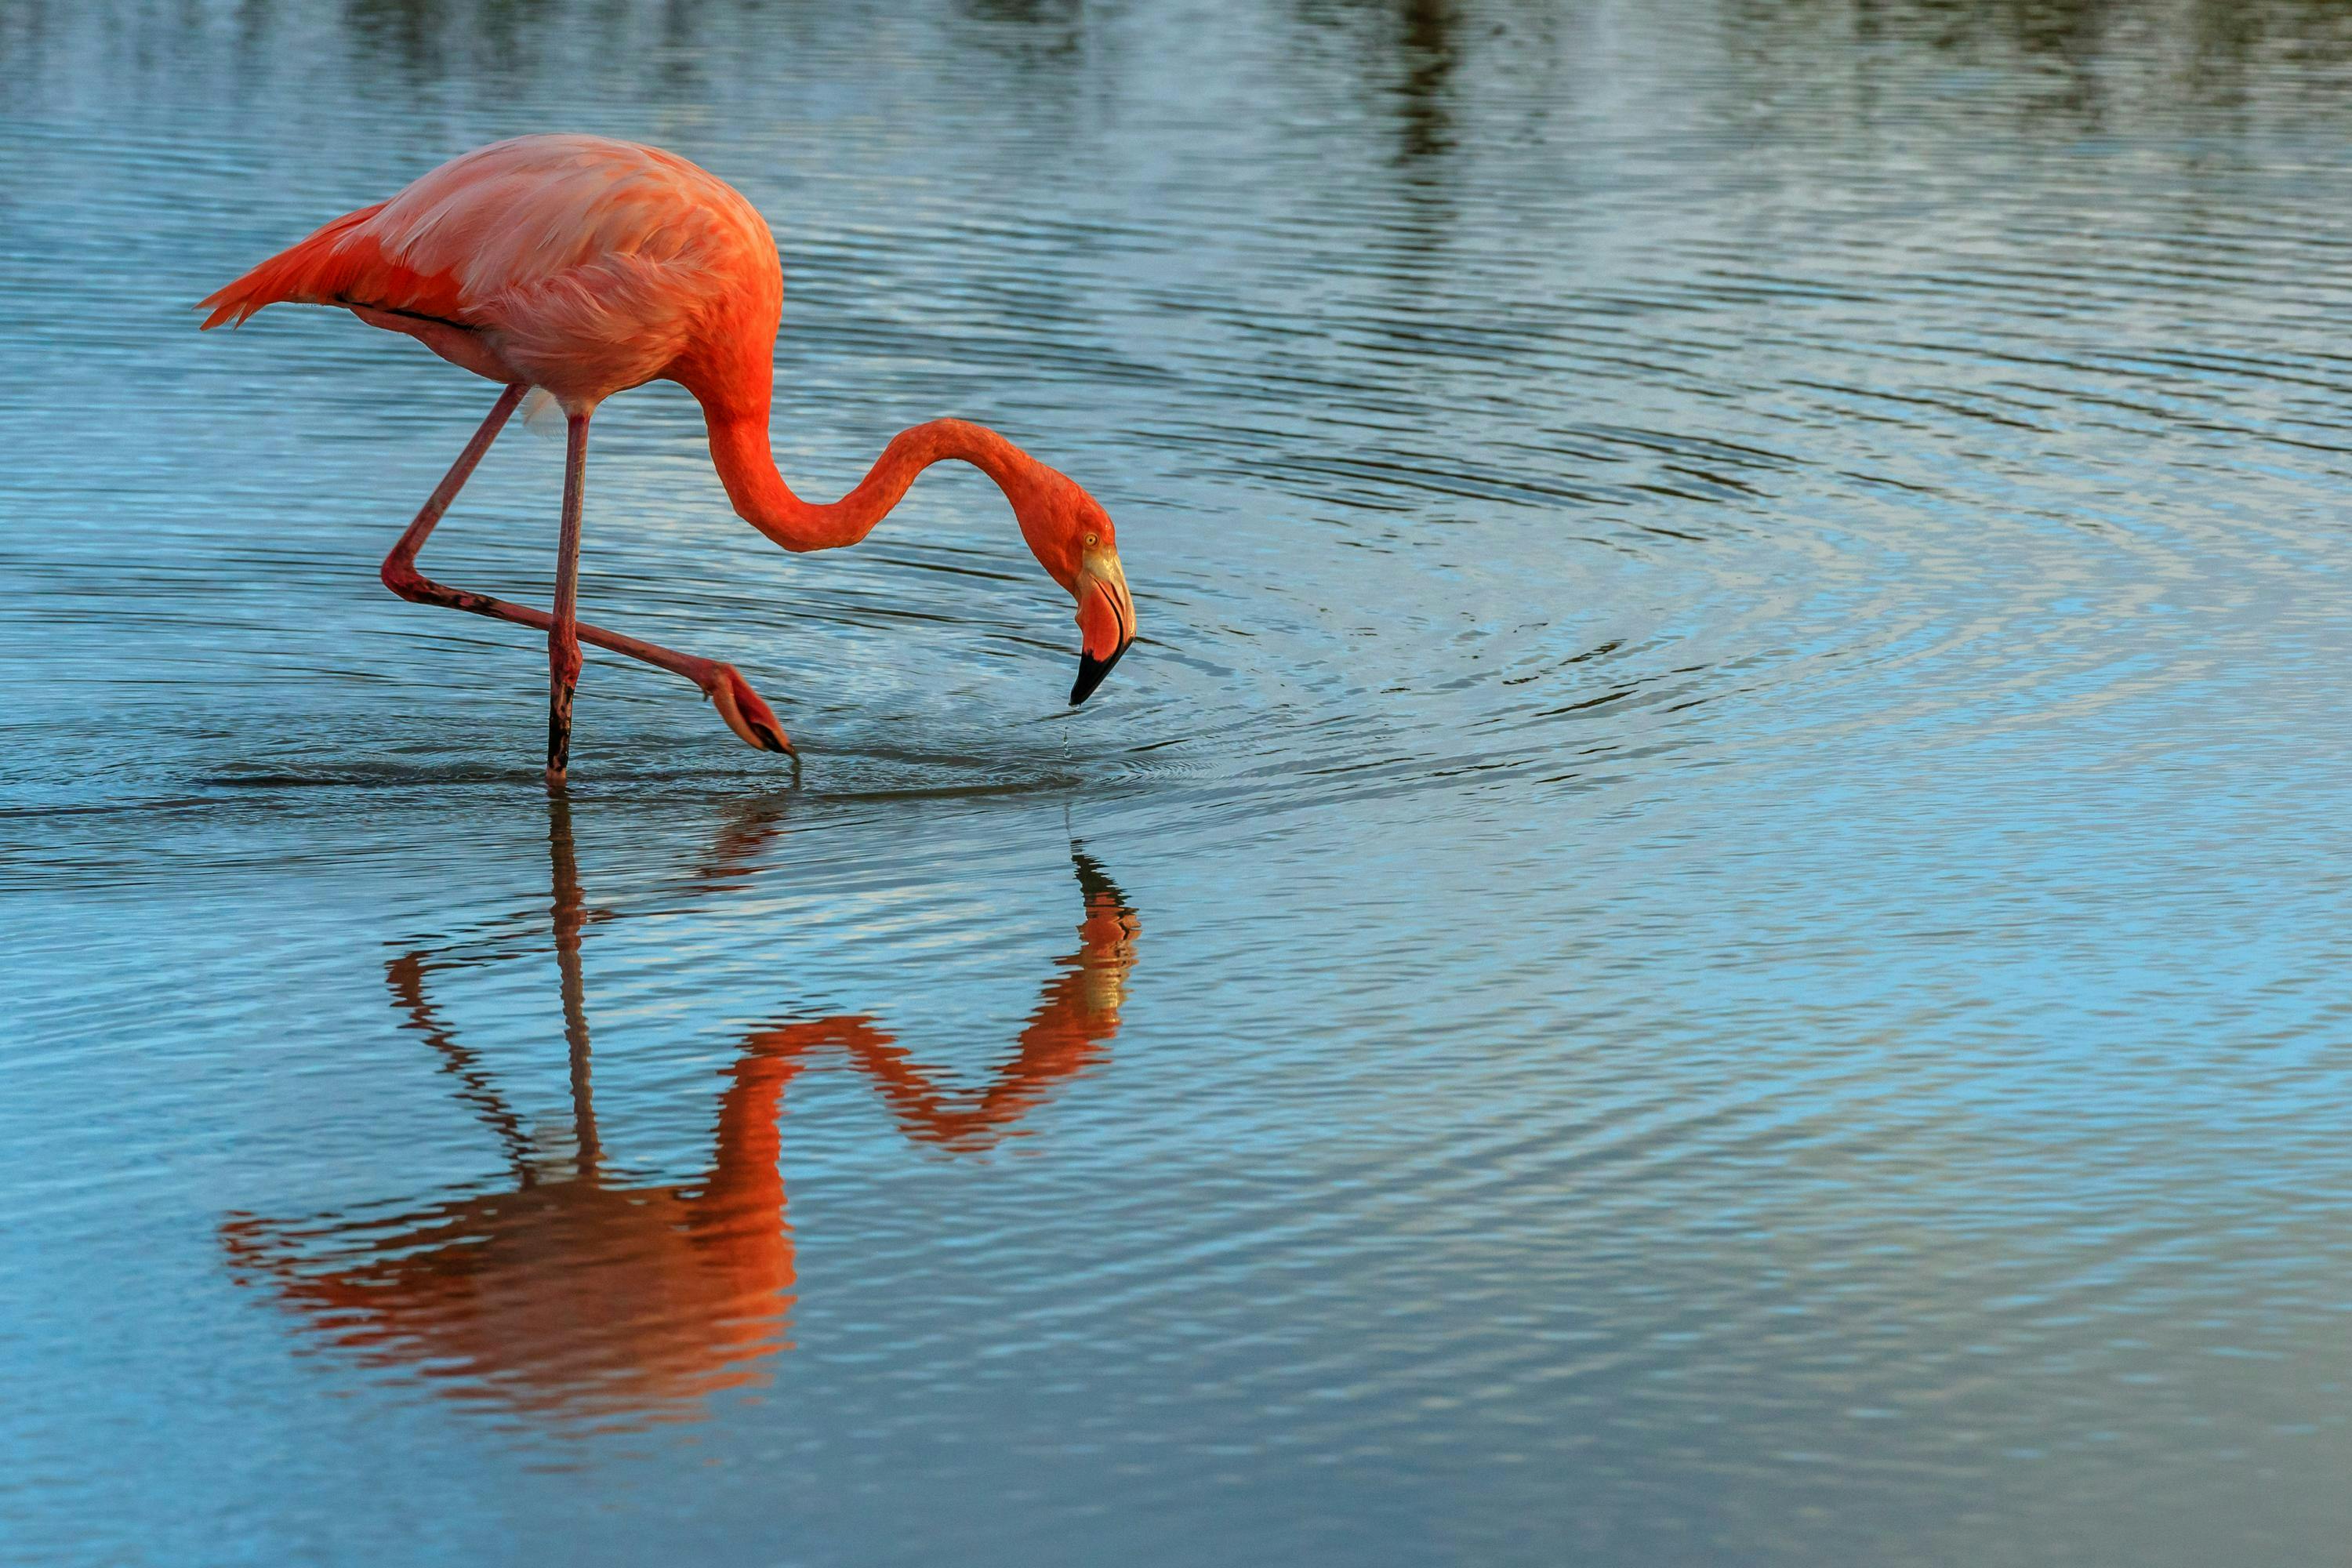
[196,202,401,329]
[521,386,564,435]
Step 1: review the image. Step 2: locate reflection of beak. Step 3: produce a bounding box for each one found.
[1071,546,1138,707]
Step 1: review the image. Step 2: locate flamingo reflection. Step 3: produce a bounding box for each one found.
[221,800,1139,1427]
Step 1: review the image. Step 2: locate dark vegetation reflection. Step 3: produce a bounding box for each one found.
[220,802,1141,1428]
[14,0,2352,118]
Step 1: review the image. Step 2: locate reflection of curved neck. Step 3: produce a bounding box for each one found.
[705,414,1037,554]
[832,852,1139,1147]
[710,844,1138,1149]
[690,1045,795,1232]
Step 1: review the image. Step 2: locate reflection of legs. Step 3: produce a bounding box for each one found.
[377,387,793,763]
[549,796,598,1175]
[385,953,537,1180]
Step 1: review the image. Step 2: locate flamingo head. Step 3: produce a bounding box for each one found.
[1015,470,1138,706]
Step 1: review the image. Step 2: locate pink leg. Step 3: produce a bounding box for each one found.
[546,412,588,787]
[379,387,793,766]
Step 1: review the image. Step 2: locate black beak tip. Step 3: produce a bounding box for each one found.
[1069,641,1131,707]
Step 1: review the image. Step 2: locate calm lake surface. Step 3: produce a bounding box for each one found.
[7,0,2352,1562]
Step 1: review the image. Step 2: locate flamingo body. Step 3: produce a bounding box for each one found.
[199,135,1137,784]
[204,136,779,414]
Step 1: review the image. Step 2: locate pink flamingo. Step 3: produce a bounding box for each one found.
[199,134,1138,786]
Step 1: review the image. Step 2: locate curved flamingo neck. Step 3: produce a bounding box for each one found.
[706,411,1037,554]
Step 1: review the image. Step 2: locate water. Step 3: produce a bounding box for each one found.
[6,0,2352,1561]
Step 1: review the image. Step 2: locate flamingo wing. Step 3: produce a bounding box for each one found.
[198,136,779,401]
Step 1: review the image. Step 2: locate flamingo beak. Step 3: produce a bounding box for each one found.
[1071,644,1129,706]
[1070,546,1136,707]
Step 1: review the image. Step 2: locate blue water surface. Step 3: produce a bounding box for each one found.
[5,1,2352,1563]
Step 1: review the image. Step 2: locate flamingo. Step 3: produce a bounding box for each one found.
[198,134,1138,786]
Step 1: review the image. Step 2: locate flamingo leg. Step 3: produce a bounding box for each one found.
[377,387,795,764]
[546,412,589,787]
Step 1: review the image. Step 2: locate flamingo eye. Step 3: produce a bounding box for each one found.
[1085,532,1099,547]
